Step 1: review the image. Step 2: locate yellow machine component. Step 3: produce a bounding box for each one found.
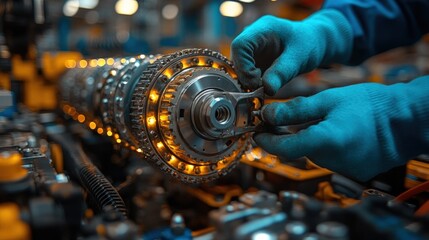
[315,181,360,207]
[41,52,82,81]
[49,143,64,173]
[22,79,57,111]
[0,152,27,182]
[185,185,243,208]
[405,159,429,189]
[241,147,332,181]
[0,73,9,90]
[1,52,82,111]
[317,179,398,208]
[0,203,30,240]
[11,56,37,82]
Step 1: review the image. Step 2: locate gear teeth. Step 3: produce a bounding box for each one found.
[61,49,249,184]
[162,67,243,164]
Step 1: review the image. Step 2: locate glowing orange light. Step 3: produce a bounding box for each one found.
[97,58,106,67]
[159,114,169,122]
[147,116,156,126]
[149,91,159,102]
[68,107,76,115]
[77,114,86,123]
[107,130,113,136]
[79,60,88,68]
[116,138,122,143]
[181,60,190,68]
[89,122,96,129]
[65,60,77,68]
[97,128,104,134]
[156,142,164,149]
[62,105,70,113]
[89,59,98,67]
[170,155,177,162]
[212,62,220,69]
[106,58,115,65]
[136,148,143,153]
[164,70,173,78]
[198,57,206,66]
[186,164,194,173]
[166,140,176,146]
[163,93,173,99]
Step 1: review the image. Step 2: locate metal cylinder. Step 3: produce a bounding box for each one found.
[59,49,252,183]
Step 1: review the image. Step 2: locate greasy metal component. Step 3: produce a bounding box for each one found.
[59,49,260,183]
[209,191,286,240]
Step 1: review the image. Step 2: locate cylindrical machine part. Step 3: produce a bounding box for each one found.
[59,49,253,183]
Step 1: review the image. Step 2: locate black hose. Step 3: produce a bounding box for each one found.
[79,165,127,216]
[48,128,127,218]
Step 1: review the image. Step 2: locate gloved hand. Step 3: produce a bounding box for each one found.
[231,10,353,95]
[254,77,429,181]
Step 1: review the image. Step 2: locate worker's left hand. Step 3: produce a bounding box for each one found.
[254,80,429,181]
[231,10,353,95]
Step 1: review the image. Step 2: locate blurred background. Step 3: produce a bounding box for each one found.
[31,0,323,57]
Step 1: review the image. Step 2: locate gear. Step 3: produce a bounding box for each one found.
[160,67,244,164]
[60,49,251,183]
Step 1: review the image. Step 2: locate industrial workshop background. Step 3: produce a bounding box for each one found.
[0,0,429,239]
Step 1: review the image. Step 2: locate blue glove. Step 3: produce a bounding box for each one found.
[254,77,429,181]
[231,10,353,95]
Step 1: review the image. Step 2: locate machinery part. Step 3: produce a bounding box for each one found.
[79,165,128,217]
[82,206,139,240]
[208,191,429,240]
[0,150,32,202]
[241,147,332,181]
[2,106,429,239]
[0,151,28,181]
[184,185,243,208]
[0,203,30,240]
[48,130,127,218]
[60,49,260,183]
[0,120,85,239]
[405,157,429,189]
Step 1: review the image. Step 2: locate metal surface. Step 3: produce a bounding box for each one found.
[59,49,262,183]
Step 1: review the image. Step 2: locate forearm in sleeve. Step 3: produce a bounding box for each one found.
[323,0,429,65]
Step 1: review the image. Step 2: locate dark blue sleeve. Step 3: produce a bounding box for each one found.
[323,0,429,65]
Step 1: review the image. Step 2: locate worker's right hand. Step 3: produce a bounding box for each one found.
[231,10,353,95]
[254,78,429,181]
